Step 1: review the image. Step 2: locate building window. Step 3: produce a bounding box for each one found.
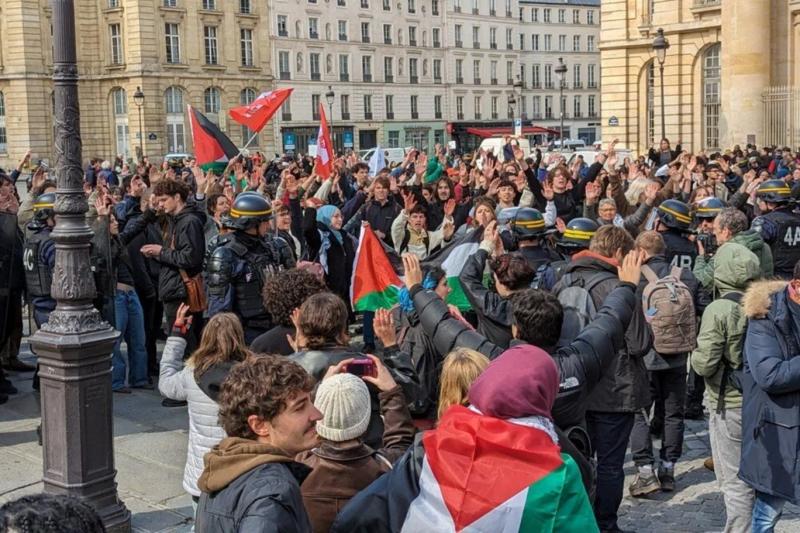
[532,64,540,88]
[573,96,581,117]
[473,59,480,84]
[240,28,254,66]
[409,58,418,83]
[544,64,552,89]
[573,64,581,88]
[204,26,218,65]
[646,61,655,145]
[204,87,221,124]
[587,35,595,52]
[456,96,464,119]
[532,34,539,51]
[474,96,481,119]
[165,86,185,152]
[532,7,538,21]
[309,18,319,39]
[109,24,123,65]
[558,8,565,23]
[240,88,257,142]
[455,24,462,46]
[506,60,513,84]
[279,51,290,79]
[489,27,497,49]
[384,57,393,81]
[432,0,439,15]
[239,0,251,14]
[361,22,370,43]
[202,0,215,9]
[545,96,553,119]
[277,15,288,37]
[703,44,721,149]
[587,10,594,24]
[532,95,541,119]
[491,96,498,119]
[341,94,350,119]
[310,53,321,80]
[388,130,399,147]
[544,34,551,51]
[543,8,550,22]
[111,88,129,158]
[573,35,580,52]
[312,94,321,120]
[386,95,394,118]
[410,95,419,118]
[588,64,596,88]
[383,24,392,44]
[506,28,513,49]
[165,23,181,63]
[490,60,498,84]
[164,0,177,6]
[588,94,596,117]
[364,94,373,119]
[109,0,120,7]
[472,26,480,48]
[573,9,580,24]
[362,56,372,81]
[558,34,566,52]
[361,0,369,8]
[339,54,349,81]
[433,28,441,47]
[434,95,442,119]
[338,21,347,41]
[408,0,416,13]
[383,0,391,10]
[455,59,463,82]
[409,26,417,46]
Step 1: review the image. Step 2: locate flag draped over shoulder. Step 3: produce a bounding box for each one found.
[187,105,239,174]
[228,88,293,133]
[314,102,334,179]
[351,225,403,311]
[421,228,483,311]
[401,406,598,533]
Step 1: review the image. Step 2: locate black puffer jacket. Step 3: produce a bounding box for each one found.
[156,204,206,302]
[410,281,637,429]
[289,344,420,449]
[459,248,513,349]
[560,252,652,412]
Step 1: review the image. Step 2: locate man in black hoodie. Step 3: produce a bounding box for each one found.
[195,355,319,533]
[141,179,206,355]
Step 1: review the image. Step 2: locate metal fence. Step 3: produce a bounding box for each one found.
[763,86,800,148]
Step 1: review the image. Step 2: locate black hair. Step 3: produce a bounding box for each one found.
[489,253,535,290]
[0,493,106,533]
[509,289,563,347]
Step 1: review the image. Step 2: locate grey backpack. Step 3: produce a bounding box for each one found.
[641,264,697,354]
[555,271,615,348]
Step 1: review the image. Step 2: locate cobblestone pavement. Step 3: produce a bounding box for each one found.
[618,415,800,532]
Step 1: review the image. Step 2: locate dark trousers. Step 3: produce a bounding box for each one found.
[686,367,706,409]
[1,291,23,364]
[140,294,162,376]
[163,300,203,358]
[631,366,687,466]
[586,411,635,531]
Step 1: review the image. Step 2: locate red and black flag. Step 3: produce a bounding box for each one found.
[188,105,239,174]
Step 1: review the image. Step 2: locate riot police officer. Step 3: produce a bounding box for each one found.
[654,199,697,270]
[206,193,289,343]
[507,207,560,290]
[752,179,800,279]
[23,192,56,327]
[552,217,599,282]
[693,196,725,256]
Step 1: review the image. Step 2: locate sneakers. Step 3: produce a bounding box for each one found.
[629,467,660,497]
[703,457,715,472]
[658,465,675,492]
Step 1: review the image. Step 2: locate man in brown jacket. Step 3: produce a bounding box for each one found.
[297,354,416,533]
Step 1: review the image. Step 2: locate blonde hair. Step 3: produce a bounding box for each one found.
[437,348,490,420]
[187,313,252,380]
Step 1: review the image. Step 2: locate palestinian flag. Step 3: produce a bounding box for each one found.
[351,225,403,311]
[422,228,483,311]
[188,105,239,174]
[402,406,597,532]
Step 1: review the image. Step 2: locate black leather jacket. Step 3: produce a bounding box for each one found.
[459,248,514,349]
[289,344,420,448]
[409,281,637,429]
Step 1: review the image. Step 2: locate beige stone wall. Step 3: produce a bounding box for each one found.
[0,0,274,170]
[600,0,796,156]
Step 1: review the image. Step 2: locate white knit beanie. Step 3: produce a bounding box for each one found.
[314,373,371,442]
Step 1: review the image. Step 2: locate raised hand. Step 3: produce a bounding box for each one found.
[542,180,555,201]
[361,354,398,392]
[402,253,423,289]
[618,250,644,284]
[585,180,600,203]
[555,217,567,234]
[443,198,456,217]
[373,308,397,347]
[402,190,417,212]
[644,182,660,204]
[94,195,110,217]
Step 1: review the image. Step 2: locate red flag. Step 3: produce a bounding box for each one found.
[314,102,334,179]
[228,88,293,133]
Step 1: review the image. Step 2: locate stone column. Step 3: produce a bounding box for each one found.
[720,0,771,147]
[28,0,130,530]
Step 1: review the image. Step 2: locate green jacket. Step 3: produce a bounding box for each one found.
[691,242,761,409]
[694,229,773,291]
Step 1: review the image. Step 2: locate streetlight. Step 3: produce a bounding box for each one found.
[325,85,335,153]
[29,0,129,529]
[652,28,670,141]
[133,86,145,161]
[513,76,523,135]
[555,57,568,151]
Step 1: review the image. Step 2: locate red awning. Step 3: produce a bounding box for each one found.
[465,125,560,138]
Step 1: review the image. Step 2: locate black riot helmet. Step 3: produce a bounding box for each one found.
[693,196,725,221]
[33,192,56,223]
[557,217,598,252]
[656,199,692,231]
[509,207,547,240]
[756,179,792,205]
[229,192,272,231]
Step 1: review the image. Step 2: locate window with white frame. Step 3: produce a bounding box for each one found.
[573,64,581,87]
[543,8,550,22]
[434,95,442,118]
[531,7,538,21]
[456,96,464,118]
[277,15,288,36]
[204,26,218,65]
[588,94,596,117]
[573,95,581,117]
[544,64,552,88]
[364,94,372,118]
[339,54,349,81]
[309,18,319,39]
[532,34,539,51]
[165,87,185,152]
[165,23,181,63]
[587,35,594,51]
[532,64,540,88]
[587,10,594,24]
[240,0,251,14]
[491,96,498,118]
[410,95,418,117]
[533,95,541,118]
[703,44,721,149]
[544,34,551,51]
[279,51,290,78]
[164,0,177,7]
[109,0,120,7]
[386,94,394,117]
[112,88,129,158]
[240,28,254,66]
[204,87,221,124]
[558,34,565,52]
[474,95,481,118]
[109,24,123,64]
[384,56,393,80]
[558,9,565,23]
[202,0,215,9]
[362,56,372,81]
[338,20,347,41]
[573,9,580,23]
[573,35,580,52]
[588,64,596,88]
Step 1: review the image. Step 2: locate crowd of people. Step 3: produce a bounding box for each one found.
[1,137,800,533]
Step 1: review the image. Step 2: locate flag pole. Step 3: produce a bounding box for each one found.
[239,130,260,155]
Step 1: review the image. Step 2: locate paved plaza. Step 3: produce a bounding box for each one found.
[2,340,800,532]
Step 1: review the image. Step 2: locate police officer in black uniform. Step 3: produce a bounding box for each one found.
[693,196,725,256]
[507,207,560,290]
[552,217,599,282]
[206,193,291,343]
[752,179,800,279]
[23,193,57,328]
[654,199,697,270]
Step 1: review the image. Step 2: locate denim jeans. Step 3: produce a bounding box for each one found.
[586,411,635,531]
[752,491,786,533]
[112,289,149,390]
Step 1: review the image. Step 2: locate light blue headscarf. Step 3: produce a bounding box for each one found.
[316,205,343,244]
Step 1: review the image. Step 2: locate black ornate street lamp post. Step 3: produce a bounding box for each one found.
[133,86,145,161]
[555,57,567,151]
[653,28,670,142]
[28,1,130,530]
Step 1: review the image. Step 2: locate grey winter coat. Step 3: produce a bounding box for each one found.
[159,336,226,497]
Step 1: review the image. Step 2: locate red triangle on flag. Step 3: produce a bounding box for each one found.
[423,406,563,530]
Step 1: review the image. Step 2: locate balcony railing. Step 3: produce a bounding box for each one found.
[472,7,478,14]
[474,113,481,119]
[588,82,597,89]
[506,10,512,17]
[588,111,597,118]
[365,112,373,119]
[433,41,441,48]
[411,111,419,119]
[309,31,319,39]
[339,34,347,41]
[279,71,290,80]
[434,76,442,84]
[491,113,498,119]
[342,112,351,119]
[545,112,553,119]
[384,37,392,44]
[410,75,418,84]
[313,111,321,120]
[491,78,497,85]
[386,111,394,119]
[507,78,513,85]
[363,74,372,82]
[278,30,288,37]
[409,39,417,46]
[454,5,461,12]
[311,72,321,81]
[456,76,463,84]
[282,113,292,121]
[474,77,481,84]
[362,36,370,43]
[506,43,513,50]
[473,41,480,49]
[340,73,349,81]
[490,42,497,49]
[455,40,462,48]
[457,112,464,119]
[490,9,496,16]
[532,82,541,89]
[385,74,394,83]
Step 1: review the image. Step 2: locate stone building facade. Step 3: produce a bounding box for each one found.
[0,0,274,170]
[599,0,800,155]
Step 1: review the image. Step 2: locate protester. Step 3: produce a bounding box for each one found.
[0,493,106,533]
[436,348,490,419]
[298,357,415,533]
[195,355,319,533]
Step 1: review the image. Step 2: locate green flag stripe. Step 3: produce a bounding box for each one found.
[353,286,400,312]
[445,277,471,311]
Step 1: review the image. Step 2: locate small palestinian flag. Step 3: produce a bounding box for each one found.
[188,105,239,174]
[422,228,483,311]
[402,406,598,532]
[351,225,403,311]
